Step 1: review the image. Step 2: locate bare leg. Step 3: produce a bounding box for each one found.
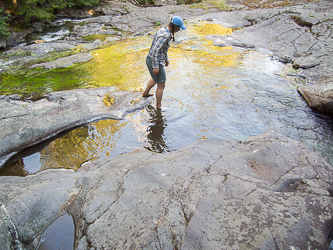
[142,78,156,97]
[156,82,165,109]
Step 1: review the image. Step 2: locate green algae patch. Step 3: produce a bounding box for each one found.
[0,66,89,96]
[82,34,115,42]
[0,37,151,96]
[0,23,240,98]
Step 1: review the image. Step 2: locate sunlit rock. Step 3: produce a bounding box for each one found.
[33,40,45,44]
[293,54,321,69]
[298,82,333,113]
[0,129,332,249]
[102,36,120,45]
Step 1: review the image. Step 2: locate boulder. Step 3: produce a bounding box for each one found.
[298,82,333,113]
[293,54,322,69]
[0,129,332,249]
[18,42,75,56]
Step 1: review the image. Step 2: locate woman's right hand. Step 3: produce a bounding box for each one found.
[153,68,159,75]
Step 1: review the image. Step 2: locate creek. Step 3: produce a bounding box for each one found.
[1,21,332,176]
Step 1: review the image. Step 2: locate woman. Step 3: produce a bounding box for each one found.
[142,16,186,109]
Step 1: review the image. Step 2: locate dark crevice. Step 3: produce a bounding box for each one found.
[327,186,333,198]
[291,15,313,28]
[179,201,193,227]
[172,233,180,250]
[324,218,333,249]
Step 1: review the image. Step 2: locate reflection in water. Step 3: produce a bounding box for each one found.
[0,119,126,176]
[1,22,333,176]
[145,105,168,153]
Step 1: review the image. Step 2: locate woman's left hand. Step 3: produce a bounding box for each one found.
[165,60,169,67]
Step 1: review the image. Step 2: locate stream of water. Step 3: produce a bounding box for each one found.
[1,22,332,176]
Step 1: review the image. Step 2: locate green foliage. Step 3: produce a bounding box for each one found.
[209,0,231,11]
[16,0,102,23]
[132,0,155,5]
[67,0,101,7]
[190,0,231,11]
[16,0,66,23]
[0,8,11,40]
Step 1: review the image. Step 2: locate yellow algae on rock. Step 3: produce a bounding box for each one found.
[80,37,150,92]
[171,40,240,69]
[103,94,115,107]
[191,22,237,37]
[130,98,141,106]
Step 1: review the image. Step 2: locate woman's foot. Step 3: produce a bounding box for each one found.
[156,105,162,110]
[142,92,154,97]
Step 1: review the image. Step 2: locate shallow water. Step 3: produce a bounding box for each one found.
[1,22,332,176]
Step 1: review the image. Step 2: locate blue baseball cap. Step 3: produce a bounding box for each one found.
[172,16,186,30]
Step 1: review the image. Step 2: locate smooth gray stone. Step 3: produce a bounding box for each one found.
[0,129,332,249]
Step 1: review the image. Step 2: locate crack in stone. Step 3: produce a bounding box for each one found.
[179,201,193,227]
[206,154,224,173]
[242,189,257,201]
[90,183,124,226]
[272,165,300,185]
[291,31,305,52]
[0,113,30,120]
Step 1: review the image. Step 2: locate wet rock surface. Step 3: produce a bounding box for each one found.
[2,1,333,113]
[1,1,333,249]
[0,129,332,249]
[199,0,333,113]
[0,87,150,167]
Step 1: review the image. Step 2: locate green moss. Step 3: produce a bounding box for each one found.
[0,36,152,96]
[82,34,114,41]
[0,66,88,96]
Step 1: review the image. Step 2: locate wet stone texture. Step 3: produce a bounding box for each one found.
[3,1,333,112]
[0,129,332,249]
[1,1,333,249]
[197,0,333,113]
[0,87,151,167]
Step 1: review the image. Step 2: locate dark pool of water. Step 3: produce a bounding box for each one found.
[36,213,74,250]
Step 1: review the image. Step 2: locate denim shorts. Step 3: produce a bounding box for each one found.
[146,56,166,83]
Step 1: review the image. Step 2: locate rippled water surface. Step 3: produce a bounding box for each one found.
[1,21,332,176]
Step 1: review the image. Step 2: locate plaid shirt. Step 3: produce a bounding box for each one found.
[147,26,171,69]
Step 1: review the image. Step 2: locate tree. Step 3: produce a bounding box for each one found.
[15,0,102,23]
[0,8,10,40]
[16,0,66,23]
